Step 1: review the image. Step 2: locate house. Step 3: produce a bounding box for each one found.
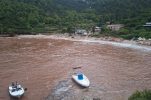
[91,26,101,34]
[75,29,88,35]
[94,27,101,32]
[107,24,124,31]
[143,22,151,27]
[106,21,111,25]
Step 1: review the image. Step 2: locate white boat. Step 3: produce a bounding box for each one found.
[9,82,25,98]
[72,73,90,87]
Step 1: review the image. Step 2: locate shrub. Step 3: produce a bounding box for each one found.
[129,90,151,100]
[118,28,130,34]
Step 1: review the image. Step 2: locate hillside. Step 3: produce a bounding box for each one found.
[0,0,151,38]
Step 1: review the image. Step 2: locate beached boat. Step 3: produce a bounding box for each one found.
[9,82,26,98]
[72,73,90,87]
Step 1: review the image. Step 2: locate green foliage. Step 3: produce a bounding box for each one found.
[139,32,151,39]
[0,0,41,34]
[0,0,151,36]
[97,27,151,40]
[119,28,151,39]
[129,90,151,100]
[101,27,111,33]
[66,26,75,33]
[120,33,139,40]
[118,28,130,34]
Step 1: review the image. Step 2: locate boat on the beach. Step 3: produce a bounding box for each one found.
[9,82,26,98]
[72,73,90,87]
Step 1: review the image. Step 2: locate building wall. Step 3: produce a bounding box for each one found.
[107,24,124,31]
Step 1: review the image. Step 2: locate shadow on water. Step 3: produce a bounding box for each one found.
[9,96,22,100]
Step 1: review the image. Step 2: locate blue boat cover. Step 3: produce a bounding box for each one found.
[78,74,83,80]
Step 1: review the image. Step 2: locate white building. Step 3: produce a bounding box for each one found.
[75,29,88,35]
[107,24,124,31]
[94,27,101,32]
[143,22,151,27]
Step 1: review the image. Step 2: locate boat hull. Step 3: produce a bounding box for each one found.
[9,85,24,98]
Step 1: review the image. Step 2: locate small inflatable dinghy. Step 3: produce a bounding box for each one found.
[72,73,90,87]
[9,82,25,98]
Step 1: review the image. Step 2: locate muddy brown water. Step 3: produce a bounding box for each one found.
[0,36,151,100]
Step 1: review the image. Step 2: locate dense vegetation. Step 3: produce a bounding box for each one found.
[0,0,151,39]
[129,90,151,100]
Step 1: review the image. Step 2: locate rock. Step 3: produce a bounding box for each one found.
[46,80,74,100]
[138,37,146,41]
[46,79,104,100]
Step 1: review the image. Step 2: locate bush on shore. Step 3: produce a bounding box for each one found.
[129,90,151,100]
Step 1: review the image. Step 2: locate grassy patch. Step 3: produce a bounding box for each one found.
[129,90,151,100]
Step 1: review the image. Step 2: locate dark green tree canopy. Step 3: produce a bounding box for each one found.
[0,0,151,36]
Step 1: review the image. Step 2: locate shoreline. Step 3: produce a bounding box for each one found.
[15,34,151,52]
[1,33,150,47]
[0,33,151,46]
[1,34,151,51]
